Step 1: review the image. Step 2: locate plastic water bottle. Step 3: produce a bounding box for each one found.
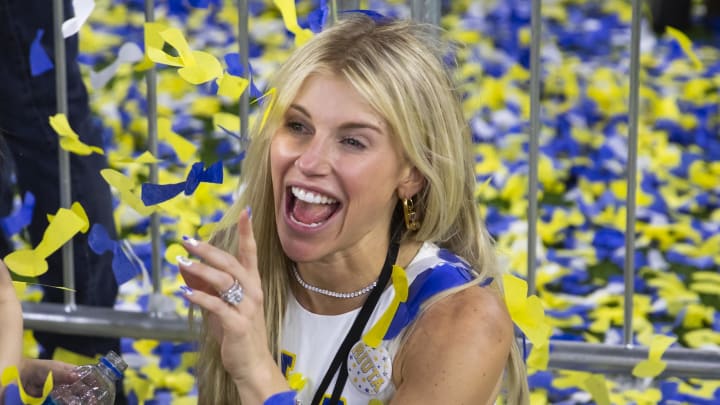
[45,351,127,405]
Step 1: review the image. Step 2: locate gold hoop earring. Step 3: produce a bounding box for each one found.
[403,198,420,231]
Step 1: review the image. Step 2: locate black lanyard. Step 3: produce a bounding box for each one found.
[310,241,399,405]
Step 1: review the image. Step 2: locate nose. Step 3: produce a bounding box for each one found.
[294,134,332,176]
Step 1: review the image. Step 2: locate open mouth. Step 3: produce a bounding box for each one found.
[287,186,341,228]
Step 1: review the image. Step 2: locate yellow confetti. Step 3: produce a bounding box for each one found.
[53,347,98,365]
[1,365,54,405]
[47,201,89,233]
[363,265,408,348]
[158,117,197,162]
[665,26,704,70]
[165,243,189,265]
[101,169,156,216]
[554,371,611,405]
[258,87,277,132]
[583,374,611,405]
[146,25,223,84]
[133,339,159,356]
[273,0,314,47]
[217,73,249,99]
[197,222,217,239]
[632,334,676,378]
[213,112,241,134]
[287,372,307,391]
[502,274,552,370]
[4,207,86,277]
[110,150,161,165]
[49,114,104,155]
[163,371,195,395]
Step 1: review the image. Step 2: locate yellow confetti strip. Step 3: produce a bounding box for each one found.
[213,112,241,133]
[665,26,704,70]
[4,207,87,277]
[217,73,250,99]
[287,372,307,391]
[1,365,54,405]
[47,201,90,234]
[110,150,161,165]
[554,370,611,405]
[165,243,189,265]
[273,0,314,47]
[146,25,223,85]
[49,114,104,156]
[632,334,677,378]
[362,265,408,348]
[502,274,552,370]
[53,347,98,365]
[101,168,157,216]
[258,87,277,132]
[158,117,198,162]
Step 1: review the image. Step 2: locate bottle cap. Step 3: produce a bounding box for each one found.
[101,350,128,379]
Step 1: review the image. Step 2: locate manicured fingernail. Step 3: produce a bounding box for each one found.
[246,206,252,218]
[179,285,193,296]
[182,235,200,247]
[176,255,193,266]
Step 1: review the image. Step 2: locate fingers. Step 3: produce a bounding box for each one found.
[182,235,247,285]
[178,258,237,296]
[236,208,258,272]
[180,287,247,329]
[179,206,258,294]
[20,359,78,387]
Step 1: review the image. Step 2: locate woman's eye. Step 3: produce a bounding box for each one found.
[286,121,307,134]
[341,137,366,149]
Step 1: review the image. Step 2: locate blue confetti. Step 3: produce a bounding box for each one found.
[88,223,140,285]
[141,161,223,206]
[30,29,54,76]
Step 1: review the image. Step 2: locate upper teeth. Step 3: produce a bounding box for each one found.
[292,187,337,204]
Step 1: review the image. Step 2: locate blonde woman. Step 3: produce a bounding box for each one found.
[179,14,529,405]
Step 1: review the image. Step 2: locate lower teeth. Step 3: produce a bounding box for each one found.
[291,214,323,228]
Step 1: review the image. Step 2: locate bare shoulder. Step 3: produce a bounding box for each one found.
[419,282,513,340]
[391,284,513,404]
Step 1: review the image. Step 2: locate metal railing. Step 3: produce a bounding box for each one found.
[20,0,720,381]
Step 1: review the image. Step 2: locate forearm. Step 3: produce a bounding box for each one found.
[0,302,23,373]
[234,359,291,405]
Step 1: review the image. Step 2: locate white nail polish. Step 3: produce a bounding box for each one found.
[176,255,193,266]
[183,235,200,247]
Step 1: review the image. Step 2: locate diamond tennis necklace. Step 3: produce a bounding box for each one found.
[292,267,377,299]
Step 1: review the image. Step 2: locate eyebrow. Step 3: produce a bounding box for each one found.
[288,104,384,135]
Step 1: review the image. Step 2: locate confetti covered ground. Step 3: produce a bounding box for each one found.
[3,0,720,404]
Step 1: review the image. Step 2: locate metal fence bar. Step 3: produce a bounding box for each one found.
[328,0,339,25]
[21,307,720,379]
[22,303,199,341]
[144,0,162,299]
[340,0,360,10]
[53,0,76,311]
[238,0,249,144]
[547,340,720,380]
[623,0,642,348]
[527,0,542,297]
[410,0,441,25]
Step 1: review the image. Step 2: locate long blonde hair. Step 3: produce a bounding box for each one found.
[196,14,529,404]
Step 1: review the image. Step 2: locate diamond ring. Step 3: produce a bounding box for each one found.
[219,279,243,305]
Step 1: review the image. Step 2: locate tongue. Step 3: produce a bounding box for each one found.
[292,200,336,224]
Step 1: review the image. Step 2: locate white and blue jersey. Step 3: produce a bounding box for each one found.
[280,242,490,405]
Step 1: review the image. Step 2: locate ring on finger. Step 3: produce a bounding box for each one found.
[219,279,244,305]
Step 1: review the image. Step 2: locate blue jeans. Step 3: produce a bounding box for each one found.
[0,0,120,361]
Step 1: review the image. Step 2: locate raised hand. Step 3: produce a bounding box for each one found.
[178,208,289,403]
